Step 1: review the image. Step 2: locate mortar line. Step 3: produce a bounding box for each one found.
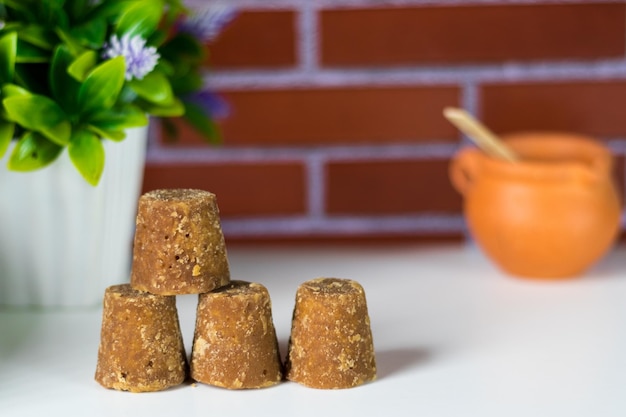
[145,142,460,164]
[298,1,318,74]
[208,59,626,90]
[457,80,478,243]
[185,0,625,8]
[306,153,327,220]
[314,0,626,7]
[221,214,466,237]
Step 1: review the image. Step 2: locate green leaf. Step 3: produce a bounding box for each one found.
[50,45,80,114]
[77,56,125,115]
[86,124,126,142]
[129,70,174,105]
[88,104,148,130]
[85,103,147,142]
[162,0,187,26]
[2,1,36,21]
[70,18,107,48]
[66,0,91,21]
[55,28,85,57]
[169,71,203,96]
[0,120,15,159]
[0,32,17,84]
[147,29,168,49]
[2,84,31,98]
[115,0,164,38]
[18,25,55,50]
[3,95,71,145]
[1,23,21,33]
[86,0,136,21]
[155,59,174,77]
[159,32,205,65]
[16,39,49,63]
[163,0,187,23]
[68,50,96,82]
[141,97,184,117]
[8,131,63,171]
[68,129,105,186]
[38,0,69,28]
[183,101,222,144]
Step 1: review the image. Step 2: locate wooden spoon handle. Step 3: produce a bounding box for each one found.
[443,107,519,162]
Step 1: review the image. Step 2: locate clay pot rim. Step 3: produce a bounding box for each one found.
[476,131,612,183]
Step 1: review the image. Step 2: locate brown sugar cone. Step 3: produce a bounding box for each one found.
[131,189,230,295]
[190,281,283,389]
[95,284,188,392]
[285,278,376,389]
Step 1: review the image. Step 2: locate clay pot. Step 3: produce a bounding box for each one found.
[450,132,622,279]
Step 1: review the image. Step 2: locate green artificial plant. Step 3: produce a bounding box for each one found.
[0,0,231,185]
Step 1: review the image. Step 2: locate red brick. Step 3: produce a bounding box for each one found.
[326,159,462,215]
[142,162,306,217]
[206,11,296,68]
[321,4,626,66]
[482,81,626,137]
[162,86,460,146]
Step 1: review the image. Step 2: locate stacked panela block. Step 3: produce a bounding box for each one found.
[95,189,375,392]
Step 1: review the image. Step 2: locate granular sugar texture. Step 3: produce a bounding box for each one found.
[95,284,188,392]
[131,189,230,295]
[285,278,376,389]
[191,280,283,389]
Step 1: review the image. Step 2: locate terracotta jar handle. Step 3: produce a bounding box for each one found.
[449,148,481,196]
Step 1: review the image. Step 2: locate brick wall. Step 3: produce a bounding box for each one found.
[143,0,626,243]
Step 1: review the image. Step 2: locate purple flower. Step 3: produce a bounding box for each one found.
[185,90,230,119]
[102,34,159,81]
[179,3,237,42]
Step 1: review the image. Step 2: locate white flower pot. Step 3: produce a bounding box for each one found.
[0,126,148,308]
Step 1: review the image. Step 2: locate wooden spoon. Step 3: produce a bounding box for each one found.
[443,107,519,162]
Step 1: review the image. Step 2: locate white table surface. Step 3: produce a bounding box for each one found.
[2,243,626,417]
